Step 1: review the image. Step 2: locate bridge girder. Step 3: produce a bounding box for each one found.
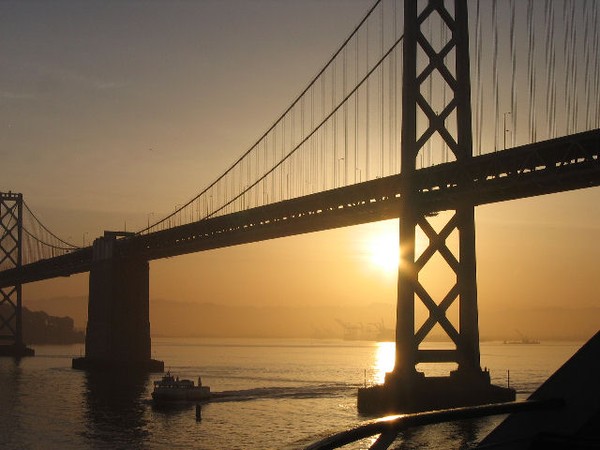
[0,129,599,289]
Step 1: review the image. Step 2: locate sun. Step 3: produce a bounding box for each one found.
[365,224,400,275]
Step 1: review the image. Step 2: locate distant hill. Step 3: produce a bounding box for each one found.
[0,304,84,345]
[25,296,88,329]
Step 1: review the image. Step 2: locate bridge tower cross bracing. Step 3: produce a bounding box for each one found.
[396,0,478,378]
[0,192,34,356]
[358,0,514,414]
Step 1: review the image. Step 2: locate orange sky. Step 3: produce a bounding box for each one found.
[1,1,598,329]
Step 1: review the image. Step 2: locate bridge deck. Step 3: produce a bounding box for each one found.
[1,129,598,287]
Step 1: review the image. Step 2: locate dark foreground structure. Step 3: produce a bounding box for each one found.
[0,343,34,357]
[479,330,600,449]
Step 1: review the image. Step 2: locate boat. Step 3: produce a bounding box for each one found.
[151,372,210,403]
[503,337,540,345]
[503,330,540,345]
[336,319,395,342]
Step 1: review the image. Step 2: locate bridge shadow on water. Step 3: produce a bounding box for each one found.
[82,370,150,447]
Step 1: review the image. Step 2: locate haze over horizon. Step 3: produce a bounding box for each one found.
[26,294,599,343]
[1,1,598,342]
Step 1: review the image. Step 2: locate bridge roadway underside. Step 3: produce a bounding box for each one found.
[0,128,599,288]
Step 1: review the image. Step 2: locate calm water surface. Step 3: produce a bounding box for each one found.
[0,338,582,449]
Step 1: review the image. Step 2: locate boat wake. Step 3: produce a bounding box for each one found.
[209,383,357,403]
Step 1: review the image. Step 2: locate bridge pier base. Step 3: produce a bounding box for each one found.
[72,234,163,372]
[0,343,35,357]
[357,369,515,415]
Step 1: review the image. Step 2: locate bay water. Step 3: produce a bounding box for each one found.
[0,338,583,449]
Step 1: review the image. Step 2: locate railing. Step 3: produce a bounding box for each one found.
[304,399,563,450]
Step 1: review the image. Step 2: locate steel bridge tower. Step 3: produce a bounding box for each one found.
[358,0,514,413]
[0,192,34,356]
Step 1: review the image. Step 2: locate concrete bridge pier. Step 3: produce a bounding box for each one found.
[358,363,516,415]
[72,233,163,372]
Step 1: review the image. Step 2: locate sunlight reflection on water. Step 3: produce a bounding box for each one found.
[372,341,464,384]
[373,342,395,384]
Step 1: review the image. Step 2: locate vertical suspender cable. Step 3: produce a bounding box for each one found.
[392,0,397,173]
[492,0,500,151]
[562,1,571,136]
[321,74,326,190]
[388,1,395,175]
[355,32,359,182]
[262,138,266,205]
[544,0,555,139]
[291,105,296,198]
[271,127,275,202]
[550,0,557,138]
[311,86,315,195]
[294,103,298,197]
[282,116,286,199]
[569,0,578,134]
[425,11,433,167]
[582,0,591,130]
[344,46,348,186]
[280,119,284,200]
[366,18,370,181]
[380,1,384,177]
[441,10,446,163]
[526,0,536,142]
[594,1,600,128]
[333,56,337,187]
[509,0,516,147]
[474,1,483,155]
[568,0,578,133]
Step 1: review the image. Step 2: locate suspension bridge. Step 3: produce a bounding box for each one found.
[1,0,599,413]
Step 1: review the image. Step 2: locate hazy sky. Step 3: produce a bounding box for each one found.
[1,1,599,331]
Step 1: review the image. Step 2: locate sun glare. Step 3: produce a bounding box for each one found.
[367,231,400,275]
[363,220,432,276]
